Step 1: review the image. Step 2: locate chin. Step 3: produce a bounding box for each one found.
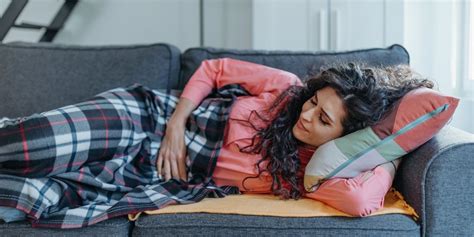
[292,126,317,148]
[292,125,304,142]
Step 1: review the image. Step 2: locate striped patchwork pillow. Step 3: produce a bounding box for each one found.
[304,87,460,192]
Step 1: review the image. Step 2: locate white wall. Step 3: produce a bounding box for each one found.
[56,0,200,49]
[1,0,201,50]
[252,0,315,51]
[203,0,252,49]
[1,0,253,50]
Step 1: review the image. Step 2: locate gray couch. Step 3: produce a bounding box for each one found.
[0,42,472,236]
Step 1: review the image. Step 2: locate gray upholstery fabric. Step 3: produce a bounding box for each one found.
[0,42,181,118]
[178,44,409,89]
[393,125,474,236]
[132,213,419,236]
[0,217,130,237]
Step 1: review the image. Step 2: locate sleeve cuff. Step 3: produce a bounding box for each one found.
[180,80,214,106]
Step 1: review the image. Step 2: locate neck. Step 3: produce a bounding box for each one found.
[298,141,317,150]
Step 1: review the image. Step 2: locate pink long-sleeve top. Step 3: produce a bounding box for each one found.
[180,58,393,217]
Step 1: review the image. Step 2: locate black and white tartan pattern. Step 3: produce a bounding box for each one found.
[0,83,248,228]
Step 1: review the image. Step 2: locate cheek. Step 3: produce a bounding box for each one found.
[308,124,339,145]
[307,126,322,139]
[312,127,340,144]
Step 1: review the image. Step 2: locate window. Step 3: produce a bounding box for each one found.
[469,0,473,82]
[460,0,474,97]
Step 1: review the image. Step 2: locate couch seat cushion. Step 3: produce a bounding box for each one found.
[133,213,419,236]
[0,216,131,237]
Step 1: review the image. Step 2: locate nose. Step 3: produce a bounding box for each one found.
[301,106,315,122]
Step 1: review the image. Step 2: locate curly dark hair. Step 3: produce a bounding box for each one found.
[237,62,436,200]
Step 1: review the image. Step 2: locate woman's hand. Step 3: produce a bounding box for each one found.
[156,118,188,182]
[156,97,197,182]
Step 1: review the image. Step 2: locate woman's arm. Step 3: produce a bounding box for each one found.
[303,159,401,217]
[158,58,302,182]
[168,97,197,126]
[180,58,302,107]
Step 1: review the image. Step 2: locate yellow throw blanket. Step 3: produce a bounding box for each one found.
[128,187,419,221]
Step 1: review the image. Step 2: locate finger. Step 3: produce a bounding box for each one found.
[178,156,187,181]
[170,156,180,181]
[163,155,172,181]
[156,151,164,177]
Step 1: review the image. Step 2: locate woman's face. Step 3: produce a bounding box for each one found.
[292,86,347,149]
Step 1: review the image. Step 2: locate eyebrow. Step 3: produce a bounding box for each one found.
[315,91,335,124]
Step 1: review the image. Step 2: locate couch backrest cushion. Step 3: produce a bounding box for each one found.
[0,42,181,118]
[179,44,409,89]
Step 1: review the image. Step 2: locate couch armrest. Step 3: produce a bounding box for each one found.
[393,125,474,237]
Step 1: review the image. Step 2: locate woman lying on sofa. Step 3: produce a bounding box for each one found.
[0,58,433,227]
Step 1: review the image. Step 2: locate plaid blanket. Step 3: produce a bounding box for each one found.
[0,83,248,228]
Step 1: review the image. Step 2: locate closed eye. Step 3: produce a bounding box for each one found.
[310,93,319,105]
[319,116,329,126]
[310,98,330,126]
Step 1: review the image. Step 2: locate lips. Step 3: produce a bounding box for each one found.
[296,119,308,132]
